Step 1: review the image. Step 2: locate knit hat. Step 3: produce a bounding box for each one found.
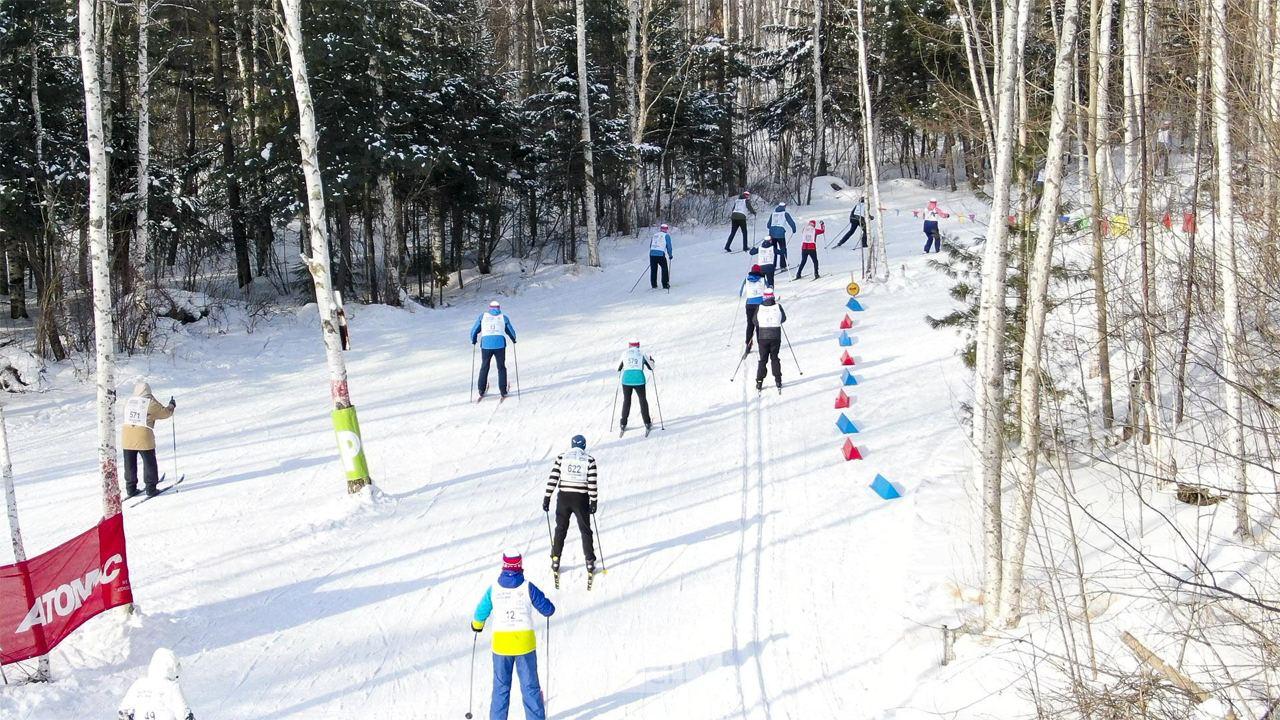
[571,434,587,450]
[808,219,816,226]
[660,223,669,231]
[743,190,751,197]
[763,289,775,299]
[488,300,501,309]
[750,264,762,274]
[502,551,523,572]
[628,338,640,347]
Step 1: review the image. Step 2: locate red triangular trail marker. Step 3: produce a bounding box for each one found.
[834,390,850,409]
[839,315,853,329]
[840,351,855,366]
[842,438,863,461]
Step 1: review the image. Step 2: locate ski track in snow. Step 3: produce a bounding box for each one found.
[2,179,993,719]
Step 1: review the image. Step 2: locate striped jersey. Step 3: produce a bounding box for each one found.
[545,448,598,500]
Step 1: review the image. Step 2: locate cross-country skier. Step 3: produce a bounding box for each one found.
[833,197,869,247]
[470,300,517,400]
[923,211,942,254]
[724,190,757,252]
[755,289,787,392]
[650,224,674,289]
[794,219,824,279]
[543,435,598,588]
[617,339,655,435]
[748,239,777,287]
[766,203,797,270]
[121,382,176,498]
[739,265,766,352]
[117,648,195,720]
[472,551,555,720]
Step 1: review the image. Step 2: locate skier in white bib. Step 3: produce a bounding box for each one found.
[765,203,797,270]
[748,238,778,287]
[472,551,556,720]
[121,382,176,498]
[117,648,195,720]
[724,190,757,252]
[469,300,518,399]
[617,339,655,435]
[543,435,599,587]
[649,224,674,289]
[754,290,788,392]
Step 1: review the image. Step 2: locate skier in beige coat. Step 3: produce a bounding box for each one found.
[122,382,176,497]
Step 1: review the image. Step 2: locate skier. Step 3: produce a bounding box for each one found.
[117,648,195,720]
[923,211,942,254]
[833,197,869,248]
[470,300,518,400]
[472,551,555,720]
[617,339,655,435]
[794,219,824,280]
[766,203,797,270]
[754,289,787,392]
[542,435,598,588]
[650,223,674,290]
[738,265,766,352]
[748,238,777,287]
[724,190,757,252]
[121,382,176,498]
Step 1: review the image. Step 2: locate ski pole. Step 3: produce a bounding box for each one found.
[592,514,608,574]
[608,384,620,432]
[725,305,738,347]
[465,634,478,719]
[545,510,553,550]
[665,258,671,294]
[729,348,748,382]
[781,326,803,375]
[470,344,476,402]
[826,223,850,249]
[627,264,647,293]
[513,344,521,400]
[649,371,665,430]
[171,415,179,487]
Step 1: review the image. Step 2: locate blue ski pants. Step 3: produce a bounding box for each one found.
[479,348,509,396]
[491,650,545,720]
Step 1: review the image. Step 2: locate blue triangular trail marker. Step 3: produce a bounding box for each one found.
[847,298,865,312]
[870,474,901,500]
[842,370,858,386]
[838,331,852,347]
[836,414,859,434]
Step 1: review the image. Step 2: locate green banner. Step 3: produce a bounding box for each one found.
[331,406,370,484]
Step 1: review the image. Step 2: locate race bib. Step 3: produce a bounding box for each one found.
[124,397,149,427]
[620,349,645,370]
[562,449,589,484]
[489,584,534,633]
[758,246,775,265]
[481,313,505,336]
[771,211,786,228]
[744,279,764,299]
[757,304,783,328]
[651,233,666,252]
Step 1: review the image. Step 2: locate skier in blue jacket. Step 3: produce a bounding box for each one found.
[649,223,674,290]
[766,203,797,270]
[739,265,766,352]
[748,239,778,287]
[472,551,555,720]
[470,300,518,399]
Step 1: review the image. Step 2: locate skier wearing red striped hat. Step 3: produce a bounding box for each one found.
[754,289,787,393]
[472,550,555,720]
[649,224,674,289]
[470,300,518,400]
[616,339,655,435]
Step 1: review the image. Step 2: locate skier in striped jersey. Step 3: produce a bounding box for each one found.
[543,435,599,588]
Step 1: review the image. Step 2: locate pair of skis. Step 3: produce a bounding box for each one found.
[551,560,598,591]
[475,394,507,404]
[126,473,188,508]
[618,425,653,438]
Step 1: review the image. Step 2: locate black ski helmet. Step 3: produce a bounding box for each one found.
[571,435,587,450]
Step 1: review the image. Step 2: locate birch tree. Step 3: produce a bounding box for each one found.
[999,0,1081,627]
[1085,0,1115,428]
[809,0,826,200]
[1208,0,1251,540]
[133,0,153,342]
[279,0,372,493]
[853,0,887,281]
[575,0,601,266]
[80,0,122,518]
[1,402,49,680]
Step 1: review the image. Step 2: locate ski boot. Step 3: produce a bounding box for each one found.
[618,424,627,438]
[551,556,561,589]
[586,560,597,590]
[644,422,653,437]
[755,379,763,392]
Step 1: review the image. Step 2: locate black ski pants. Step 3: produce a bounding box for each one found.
[123,449,159,494]
[621,384,652,427]
[835,217,864,247]
[650,255,670,288]
[552,492,595,564]
[478,347,509,396]
[795,248,819,278]
[756,336,782,386]
[759,264,776,288]
[725,216,749,251]
[773,238,788,269]
[744,304,760,348]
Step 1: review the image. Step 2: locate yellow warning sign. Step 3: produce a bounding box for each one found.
[846,281,861,297]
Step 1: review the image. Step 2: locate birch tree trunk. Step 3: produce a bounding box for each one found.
[809,0,825,200]
[854,0,887,281]
[279,0,371,493]
[1,402,50,680]
[971,0,1031,628]
[999,0,1080,627]
[79,0,123,519]
[575,0,601,266]
[1208,0,1251,540]
[1087,0,1115,428]
[626,0,642,231]
[133,0,152,343]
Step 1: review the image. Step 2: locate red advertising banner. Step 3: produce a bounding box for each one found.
[0,514,133,664]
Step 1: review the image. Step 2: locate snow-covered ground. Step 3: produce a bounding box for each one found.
[1,178,1021,718]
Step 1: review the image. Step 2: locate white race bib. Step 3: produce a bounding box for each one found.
[757,304,783,328]
[743,278,764,299]
[771,211,787,229]
[651,233,667,252]
[481,313,506,337]
[124,397,150,427]
[490,584,534,633]
[561,449,590,484]
[620,348,645,371]
[733,198,748,215]
[757,246,775,265]
[801,226,816,244]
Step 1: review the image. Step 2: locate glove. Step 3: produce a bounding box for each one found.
[168,397,177,409]
[589,500,597,514]
[471,620,484,633]
[542,497,550,512]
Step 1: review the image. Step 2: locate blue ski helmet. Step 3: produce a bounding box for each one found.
[571,435,587,450]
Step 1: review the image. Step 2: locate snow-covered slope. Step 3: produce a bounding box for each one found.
[2,178,1000,718]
